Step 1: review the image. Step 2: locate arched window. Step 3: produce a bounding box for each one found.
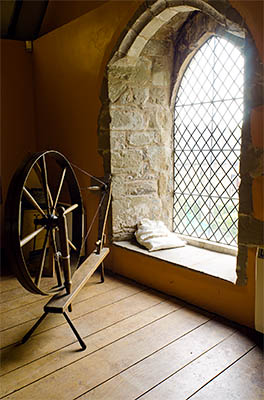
[173,35,244,248]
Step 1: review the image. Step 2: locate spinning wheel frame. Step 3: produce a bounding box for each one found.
[5,150,83,296]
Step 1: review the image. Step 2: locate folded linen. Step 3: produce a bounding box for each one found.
[135,218,186,251]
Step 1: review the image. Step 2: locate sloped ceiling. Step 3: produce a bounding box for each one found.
[1,0,108,41]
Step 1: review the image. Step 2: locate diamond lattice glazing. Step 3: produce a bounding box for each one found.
[173,35,244,246]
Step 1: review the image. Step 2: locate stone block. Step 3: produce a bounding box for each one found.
[238,175,253,215]
[158,173,169,196]
[147,111,159,129]
[146,145,166,172]
[128,35,148,58]
[126,180,157,196]
[236,244,248,285]
[119,87,149,105]
[131,196,163,221]
[149,0,167,17]
[118,88,134,105]
[238,215,264,246]
[240,145,264,178]
[132,87,150,105]
[158,7,182,22]
[108,82,127,103]
[156,109,173,131]
[127,131,155,147]
[151,58,170,86]
[148,87,169,105]
[112,195,163,234]
[112,177,158,200]
[110,107,145,130]
[118,29,138,56]
[110,131,127,151]
[131,9,153,35]
[140,17,165,41]
[143,38,172,57]
[165,3,197,17]
[111,148,144,174]
[110,57,152,85]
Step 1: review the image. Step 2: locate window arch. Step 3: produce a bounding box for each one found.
[173,35,244,247]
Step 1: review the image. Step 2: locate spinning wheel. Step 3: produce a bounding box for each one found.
[5,150,111,350]
[5,150,83,295]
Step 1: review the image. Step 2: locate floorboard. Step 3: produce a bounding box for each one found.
[0,272,263,400]
[190,346,263,400]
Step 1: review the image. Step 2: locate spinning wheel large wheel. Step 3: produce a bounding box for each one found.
[5,150,83,296]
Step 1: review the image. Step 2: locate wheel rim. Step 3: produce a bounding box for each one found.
[5,151,83,295]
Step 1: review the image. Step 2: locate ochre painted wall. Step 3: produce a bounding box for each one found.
[1,40,37,261]
[33,1,141,251]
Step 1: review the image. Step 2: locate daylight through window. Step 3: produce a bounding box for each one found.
[173,35,244,247]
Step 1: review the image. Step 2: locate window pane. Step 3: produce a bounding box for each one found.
[173,35,244,247]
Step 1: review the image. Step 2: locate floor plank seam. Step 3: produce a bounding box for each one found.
[134,328,238,400]
[0,287,28,296]
[0,282,122,313]
[71,316,213,400]
[0,298,175,381]
[185,345,257,400]
[0,298,49,314]
[0,287,149,346]
[0,294,42,306]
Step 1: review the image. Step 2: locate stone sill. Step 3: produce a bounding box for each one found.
[113,241,237,284]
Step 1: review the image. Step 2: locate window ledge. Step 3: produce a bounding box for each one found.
[113,241,237,284]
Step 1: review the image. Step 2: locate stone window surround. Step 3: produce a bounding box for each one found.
[98,0,264,286]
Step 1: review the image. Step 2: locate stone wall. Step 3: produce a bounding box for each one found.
[107,36,174,240]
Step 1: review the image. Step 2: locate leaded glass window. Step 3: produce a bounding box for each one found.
[173,35,244,247]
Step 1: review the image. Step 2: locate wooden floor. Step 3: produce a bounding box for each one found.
[0,271,263,400]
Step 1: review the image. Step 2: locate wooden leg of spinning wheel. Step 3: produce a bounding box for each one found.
[21,311,48,344]
[57,207,72,295]
[63,311,86,350]
[99,262,105,283]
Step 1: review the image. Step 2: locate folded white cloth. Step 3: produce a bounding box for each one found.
[135,218,186,251]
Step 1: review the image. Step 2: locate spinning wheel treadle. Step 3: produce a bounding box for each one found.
[5,150,111,350]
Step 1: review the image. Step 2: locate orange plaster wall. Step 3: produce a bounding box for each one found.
[0,40,37,255]
[230,0,263,62]
[33,0,141,168]
[33,1,141,250]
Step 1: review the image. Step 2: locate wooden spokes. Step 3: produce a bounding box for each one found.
[20,225,47,248]
[5,151,83,295]
[53,167,66,214]
[22,187,46,217]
